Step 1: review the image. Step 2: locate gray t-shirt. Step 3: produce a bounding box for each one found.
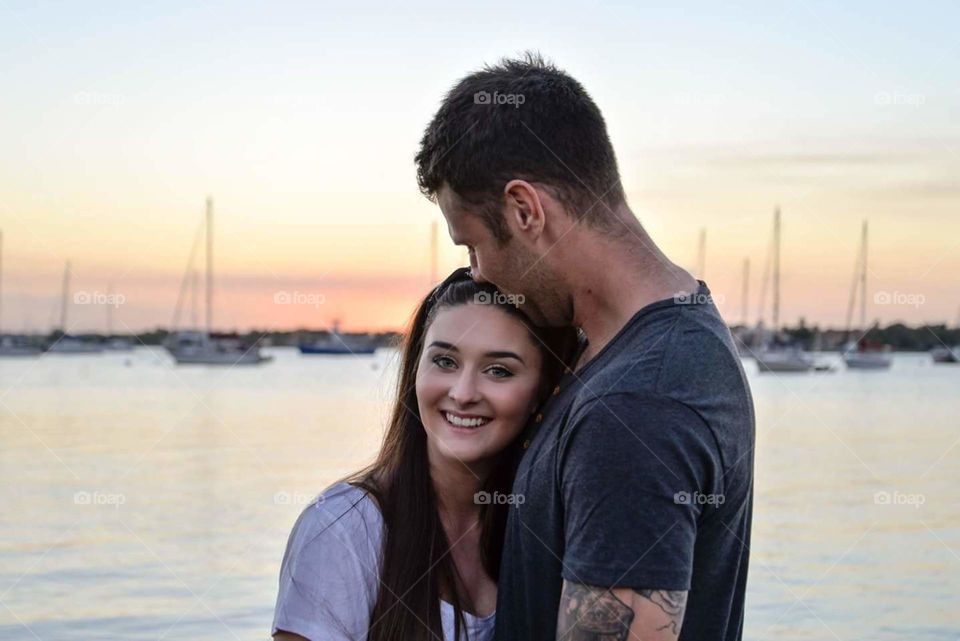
[272,482,496,641]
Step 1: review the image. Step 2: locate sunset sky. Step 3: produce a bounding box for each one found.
[1,1,957,333]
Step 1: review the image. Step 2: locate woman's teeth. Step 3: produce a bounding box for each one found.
[443,412,491,428]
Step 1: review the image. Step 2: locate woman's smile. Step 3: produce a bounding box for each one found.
[440,409,493,431]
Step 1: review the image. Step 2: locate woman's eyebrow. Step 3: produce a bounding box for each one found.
[428,342,525,365]
[485,350,525,364]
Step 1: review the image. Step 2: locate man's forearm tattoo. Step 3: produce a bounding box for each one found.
[558,583,634,640]
[636,589,687,636]
[558,583,688,640]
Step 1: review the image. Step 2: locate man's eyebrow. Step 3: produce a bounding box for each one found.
[427,342,525,365]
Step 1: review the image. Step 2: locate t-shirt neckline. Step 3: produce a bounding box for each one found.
[571,280,709,379]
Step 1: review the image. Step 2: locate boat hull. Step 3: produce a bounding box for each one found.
[46,342,105,354]
[755,350,815,372]
[167,348,272,365]
[843,352,893,369]
[298,344,377,355]
[0,346,42,357]
[930,347,960,363]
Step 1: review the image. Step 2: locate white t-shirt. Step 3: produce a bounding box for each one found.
[272,482,496,641]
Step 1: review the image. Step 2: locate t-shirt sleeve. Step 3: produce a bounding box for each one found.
[559,392,720,591]
[272,497,380,641]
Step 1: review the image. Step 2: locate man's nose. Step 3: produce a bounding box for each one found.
[468,253,486,283]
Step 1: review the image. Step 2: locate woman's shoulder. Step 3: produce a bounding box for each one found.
[273,482,384,639]
[289,481,384,551]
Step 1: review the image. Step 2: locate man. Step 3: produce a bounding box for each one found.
[415,53,754,640]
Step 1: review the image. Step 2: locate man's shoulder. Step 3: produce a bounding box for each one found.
[587,301,744,397]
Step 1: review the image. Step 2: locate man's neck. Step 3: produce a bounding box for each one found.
[566,212,697,369]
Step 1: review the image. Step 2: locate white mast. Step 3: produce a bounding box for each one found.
[740,257,750,326]
[772,208,781,331]
[206,196,213,337]
[860,220,868,333]
[430,220,438,285]
[696,227,706,278]
[0,230,4,336]
[60,261,71,332]
[106,282,113,335]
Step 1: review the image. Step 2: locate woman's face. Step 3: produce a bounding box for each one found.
[416,303,544,468]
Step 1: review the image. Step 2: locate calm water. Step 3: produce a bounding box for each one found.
[0,348,957,640]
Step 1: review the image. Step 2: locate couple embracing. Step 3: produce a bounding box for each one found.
[272,53,754,641]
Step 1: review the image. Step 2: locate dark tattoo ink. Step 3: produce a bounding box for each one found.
[558,583,635,641]
[635,589,687,636]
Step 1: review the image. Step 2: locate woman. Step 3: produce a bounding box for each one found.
[272,268,578,641]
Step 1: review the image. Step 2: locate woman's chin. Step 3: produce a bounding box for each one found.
[434,438,491,466]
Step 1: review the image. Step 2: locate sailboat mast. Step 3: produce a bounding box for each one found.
[106,282,113,336]
[190,268,198,329]
[696,228,706,278]
[860,220,868,333]
[741,257,750,326]
[430,221,438,285]
[205,196,213,337]
[0,230,4,337]
[60,261,71,332]
[772,208,781,331]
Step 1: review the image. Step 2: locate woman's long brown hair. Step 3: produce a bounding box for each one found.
[348,274,578,641]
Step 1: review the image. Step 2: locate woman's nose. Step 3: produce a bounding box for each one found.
[448,371,481,405]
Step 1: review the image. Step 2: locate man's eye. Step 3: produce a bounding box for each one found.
[432,355,457,369]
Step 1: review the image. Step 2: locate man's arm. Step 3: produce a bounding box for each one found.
[557,580,687,641]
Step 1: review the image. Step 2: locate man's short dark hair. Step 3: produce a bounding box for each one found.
[415,52,625,243]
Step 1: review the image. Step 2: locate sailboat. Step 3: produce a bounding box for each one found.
[46,261,105,354]
[0,231,41,357]
[754,208,816,373]
[931,345,960,363]
[103,282,134,351]
[930,306,960,363]
[841,221,892,369]
[165,197,271,365]
[298,320,378,355]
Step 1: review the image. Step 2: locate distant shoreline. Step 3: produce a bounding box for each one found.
[3,322,957,353]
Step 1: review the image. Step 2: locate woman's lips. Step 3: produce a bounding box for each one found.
[440,410,492,430]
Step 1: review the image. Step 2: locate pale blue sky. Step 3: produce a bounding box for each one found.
[1,1,957,331]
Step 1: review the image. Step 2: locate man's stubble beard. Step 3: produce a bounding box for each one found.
[500,241,569,328]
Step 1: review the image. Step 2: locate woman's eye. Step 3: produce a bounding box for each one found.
[431,355,457,369]
[486,365,513,378]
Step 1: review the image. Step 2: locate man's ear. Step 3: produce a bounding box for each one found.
[503,180,545,241]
